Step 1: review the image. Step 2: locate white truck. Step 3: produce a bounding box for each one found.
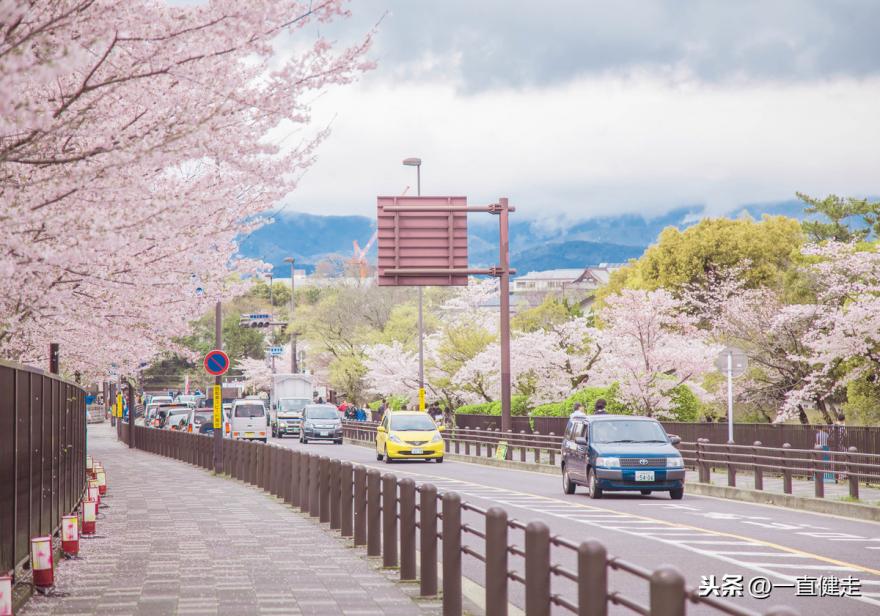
[270,373,313,438]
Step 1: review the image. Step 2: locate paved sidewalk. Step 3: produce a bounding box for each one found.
[22,424,441,616]
[688,468,880,504]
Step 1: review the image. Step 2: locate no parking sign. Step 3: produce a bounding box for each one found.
[203,350,229,376]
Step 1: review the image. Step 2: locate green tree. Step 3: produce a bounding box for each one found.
[329,354,368,405]
[797,192,878,243]
[512,296,581,333]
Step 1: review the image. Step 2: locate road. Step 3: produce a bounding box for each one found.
[268,434,880,615]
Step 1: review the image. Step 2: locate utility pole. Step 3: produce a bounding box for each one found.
[498,198,512,434]
[213,301,224,474]
[284,257,298,372]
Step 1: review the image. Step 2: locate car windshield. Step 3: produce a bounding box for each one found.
[390,415,437,431]
[234,404,265,418]
[166,408,189,416]
[305,407,338,420]
[194,411,213,423]
[591,420,668,444]
[279,399,310,413]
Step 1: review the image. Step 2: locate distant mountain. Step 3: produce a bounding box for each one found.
[240,199,810,277]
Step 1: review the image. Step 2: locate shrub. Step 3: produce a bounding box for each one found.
[531,384,628,417]
[455,396,530,416]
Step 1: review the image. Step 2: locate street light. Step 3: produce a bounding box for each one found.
[284,257,298,373]
[403,157,425,410]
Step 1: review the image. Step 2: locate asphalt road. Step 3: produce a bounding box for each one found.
[269,434,880,616]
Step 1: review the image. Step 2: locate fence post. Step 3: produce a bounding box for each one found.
[578,540,607,616]
[520,430,527,462]
[354,465,367,546]
[753,441,763,491]
[420,483,438,597]
[291,450,301,508]
[309,454,320,517]
[475,427,482,457]
[782,443,792,494]
[442,492,462,616]
[341,461,353,538]
[300,452,310,512]
[367,469,381,557]
[649,566,685,616]
[330,458,341,530]
[485,507,508,616]
[383,474,398,568]
[399,478,416,580]
[813,445,825,499]
[525,521,550,616]
[726,442,736,487]
[534,431,541,464]
[320,456,331,523]
[548,433,556,466]
[847,446,859,500]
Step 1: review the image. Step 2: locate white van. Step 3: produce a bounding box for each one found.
[228,400,268,442]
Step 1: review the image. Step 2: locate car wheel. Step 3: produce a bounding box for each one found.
[562,467,576,495]
[670,487,684,500]
[587,468,603,499]
[384,447,393,464]
[640,490,652,496]
[435,457,444,464]
[335,439,343,445]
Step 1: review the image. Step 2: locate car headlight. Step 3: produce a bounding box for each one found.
[430,433,442,443]
[666,456,684,468]
[304,421,313,429]
[595,456,620,468]
[389,434,403,444]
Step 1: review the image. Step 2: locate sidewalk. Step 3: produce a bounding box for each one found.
[690,468,880,504]
[21,424,440,616]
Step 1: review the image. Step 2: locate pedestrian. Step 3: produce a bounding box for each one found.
[815,424,832,482]
[833,413,847,483]
[566,402,587,433]
[593,398,607,415]
[376,398,387,423]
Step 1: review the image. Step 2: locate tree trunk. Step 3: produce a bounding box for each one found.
[815,399,834,425]
[796,404,809,425]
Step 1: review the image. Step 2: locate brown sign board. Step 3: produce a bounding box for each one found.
[377,196,469,286]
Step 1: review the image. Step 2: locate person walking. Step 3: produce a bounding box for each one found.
[375,398,388,423]
[566,402,587,433]
[832,413,847,483]
[593,399,607,415]
[815,424,832,482]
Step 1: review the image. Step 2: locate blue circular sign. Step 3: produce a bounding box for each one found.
[204,350,230,376]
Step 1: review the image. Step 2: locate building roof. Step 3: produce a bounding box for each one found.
[516,269,586,281]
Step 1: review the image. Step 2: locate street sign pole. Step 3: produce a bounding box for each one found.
[727,351,734,444]
[213,301,223,474]
[498,198,512,435]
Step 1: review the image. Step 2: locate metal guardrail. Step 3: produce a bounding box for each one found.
[129,425,798,616]
[0,360,88,575]
[345,422,880,500]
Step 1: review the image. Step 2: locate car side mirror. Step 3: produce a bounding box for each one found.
[574,436,588,446]
[669,435,681,446]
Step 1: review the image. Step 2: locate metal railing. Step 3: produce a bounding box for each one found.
[129,426,797,616]
[0,360,88,574]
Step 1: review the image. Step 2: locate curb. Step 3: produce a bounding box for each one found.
[345,438,880,522]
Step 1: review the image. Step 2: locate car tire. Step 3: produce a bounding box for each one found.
[640,490,652,496]
[562,466,576,495]
[587,468,603,499]
[435,457,444,463]
[384,447,393,464]
[335,439,343,444]
[670,487,684,500]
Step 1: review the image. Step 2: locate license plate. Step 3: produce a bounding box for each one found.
[320,431,329,436]
[411,448,424,454]
[635,471,654,482]
[245,432,254,438]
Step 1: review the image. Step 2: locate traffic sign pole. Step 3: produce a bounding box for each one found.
[213,301,224,475]
[727,351,734,444]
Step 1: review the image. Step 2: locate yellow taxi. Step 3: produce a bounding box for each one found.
[376,411,445,463]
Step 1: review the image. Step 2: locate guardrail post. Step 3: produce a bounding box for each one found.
[341,461,353,537]
[726,442,736,487]
[281,449,292,503]
[367,469,381,557]
[475,427,481,457]
[442,492,462,616]
[753,441,763,491]
[464,431,471,456]
[813,445,825,498]
[309,453,320,517]
[269,446,279,496]
[354,465,367,546]
[847,446,859,500]
[649,566,685,616]
[485,507,508,616]
[520,430,527,462]
[548,433,556,466]
[695,439,706,483]
[525,521,550,616]
[291,450,301,507]
[420,483,439,597]
[534,431,541,464]
[383,474,398,568]
[330,458,341,530]
[399,478,417,580]
[320,456,331,523]
[782,443,792,494]
[578,540,607,616]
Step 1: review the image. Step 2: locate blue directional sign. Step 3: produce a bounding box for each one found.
[203,349,230,376]
[268,346,284,356]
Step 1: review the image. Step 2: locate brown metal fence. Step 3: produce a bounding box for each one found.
[130,425,797,616]
[0,360,87,575]
[452,415,880,455]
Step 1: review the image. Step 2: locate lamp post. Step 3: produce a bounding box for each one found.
[268,272,276,374]
[403,157,425,410]
[284,257,298,373]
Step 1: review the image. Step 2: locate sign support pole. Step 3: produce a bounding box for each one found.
[499,198,512,436]
[213,301,224,474]
[727,351,734,444]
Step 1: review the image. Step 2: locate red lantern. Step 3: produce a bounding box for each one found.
[96,469,107,495]
[82,499,98,535]
[61,514,80,555]
[88,484,100,507]
[30,535,54,588]
[0,575,12,616]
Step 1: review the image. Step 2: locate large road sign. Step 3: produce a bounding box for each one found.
[204,350,230,376]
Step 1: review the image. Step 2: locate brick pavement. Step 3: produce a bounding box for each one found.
[21,424,442,616]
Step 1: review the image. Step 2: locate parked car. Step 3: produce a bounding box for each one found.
[376,411,444,463]
[199,422,214,435]
[299,404,343,444]
[186,408,214,434]
[228,399,268,442]
[150,395,173,406]
[271,397,310,438]
[158,405,191,430]
[560,415,685,500]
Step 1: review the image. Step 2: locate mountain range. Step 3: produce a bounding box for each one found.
[238,200,808,277]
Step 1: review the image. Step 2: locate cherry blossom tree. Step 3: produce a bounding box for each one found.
[594,289,718,417]
[1,0,372,379]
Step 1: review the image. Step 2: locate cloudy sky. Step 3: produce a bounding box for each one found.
[281,0,880,222]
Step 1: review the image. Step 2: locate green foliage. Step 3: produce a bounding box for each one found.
[367,394,410,411]
[328,355,367,405]
[249,280,292,307]
[530,384,629,417]
[843,377,880,425]
[512,296,582,333]
[666,385,700,422]
[454,396,530,416]
[797,192,879,243]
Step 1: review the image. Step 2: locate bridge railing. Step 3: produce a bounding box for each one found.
[130,425,796,616]
[0,361,87,575]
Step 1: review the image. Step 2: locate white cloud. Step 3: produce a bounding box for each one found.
[282,72,880,220]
